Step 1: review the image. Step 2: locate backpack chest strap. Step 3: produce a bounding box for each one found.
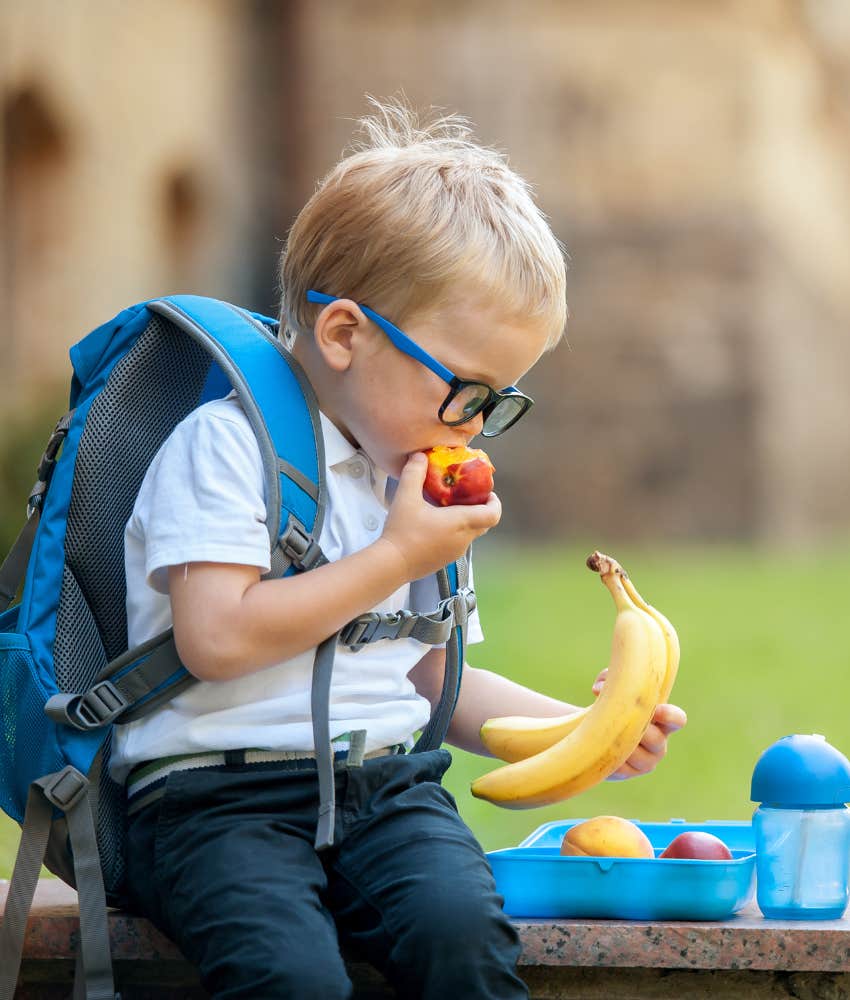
[339,588,475,650]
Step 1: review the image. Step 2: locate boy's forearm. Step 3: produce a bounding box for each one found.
[446,666,582,756]
[176,539,409,680]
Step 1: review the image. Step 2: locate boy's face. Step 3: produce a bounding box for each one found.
[336,292,552,478]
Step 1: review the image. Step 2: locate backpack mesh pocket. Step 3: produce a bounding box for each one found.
[0,613,64,822]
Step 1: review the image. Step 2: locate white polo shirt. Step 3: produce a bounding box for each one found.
[109,393,483,782]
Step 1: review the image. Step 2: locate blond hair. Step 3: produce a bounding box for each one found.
[280,97,567,350]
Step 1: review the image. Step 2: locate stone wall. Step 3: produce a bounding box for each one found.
[2,1,849,542]
[0,0,268,402]
[277,0,850,543]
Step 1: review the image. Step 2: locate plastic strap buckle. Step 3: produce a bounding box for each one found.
[73,680,130,729]
[373,609,417,641]
[26,482,47,519]
[340,613,381,650]
[340,610,418,650]
[42,766,88,812]
[26,411,74,518]
[279,517,326,572]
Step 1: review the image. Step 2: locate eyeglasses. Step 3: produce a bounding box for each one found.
[306,291,534,437]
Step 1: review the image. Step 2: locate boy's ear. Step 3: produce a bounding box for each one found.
[313,299,365,372]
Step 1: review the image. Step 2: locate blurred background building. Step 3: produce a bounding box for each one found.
[2,0,850,544]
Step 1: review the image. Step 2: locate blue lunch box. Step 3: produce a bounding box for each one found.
[487,819,756,921]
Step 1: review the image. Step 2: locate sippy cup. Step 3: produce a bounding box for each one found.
[751,734,850,920]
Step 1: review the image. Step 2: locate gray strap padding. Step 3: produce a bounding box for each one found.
[0,769,116,1000]
[413,555,471,753]
[44,629,190,730]
[64,780,116,999]
[0,510,38,612]
[278,458,319,502]
[312,634,338,851]
[268,544,292,580]
[0,782,52,999]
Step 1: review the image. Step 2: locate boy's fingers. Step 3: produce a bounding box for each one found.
[468,492,502,528]
[638,722,668,756]
[624,744,660,774]
[483,491,502,523]
[652,703,687,732]
[439,492,501,533]
[399,451,428,492]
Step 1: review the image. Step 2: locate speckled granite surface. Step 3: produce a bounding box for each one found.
[514,901,850,971]
[5,880,850,973]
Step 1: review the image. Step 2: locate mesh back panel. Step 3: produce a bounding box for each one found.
[62,317,211,662]
[54,565,107,692]
[56,315,214,898]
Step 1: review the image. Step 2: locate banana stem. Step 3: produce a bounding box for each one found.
[586,550,633,612]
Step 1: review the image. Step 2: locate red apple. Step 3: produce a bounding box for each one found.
[423,445,495,507]
[659,831,733,861]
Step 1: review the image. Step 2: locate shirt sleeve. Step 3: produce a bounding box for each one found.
[131,404,270,594]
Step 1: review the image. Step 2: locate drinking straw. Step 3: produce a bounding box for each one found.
[791,813,810,908]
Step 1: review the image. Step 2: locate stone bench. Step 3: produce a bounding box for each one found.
[6,880,850,998]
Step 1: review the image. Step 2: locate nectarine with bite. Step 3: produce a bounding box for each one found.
[423,445,494,507]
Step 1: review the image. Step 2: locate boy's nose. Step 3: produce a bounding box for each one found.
[460,409,485,440]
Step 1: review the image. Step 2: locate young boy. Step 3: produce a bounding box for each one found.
[116,100,686,999]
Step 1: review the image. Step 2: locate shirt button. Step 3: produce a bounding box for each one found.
[364,514,380,531]
[349,460,366,479]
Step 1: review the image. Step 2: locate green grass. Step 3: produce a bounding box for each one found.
[3,541,849,875]
[441,539,850,852]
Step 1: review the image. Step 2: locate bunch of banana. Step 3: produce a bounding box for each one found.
[470,551,678,808]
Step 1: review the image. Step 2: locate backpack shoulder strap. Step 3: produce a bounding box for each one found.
[150,296,328,575]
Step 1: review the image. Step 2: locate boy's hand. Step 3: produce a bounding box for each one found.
[381,452,501,580]
[591,668,687,781]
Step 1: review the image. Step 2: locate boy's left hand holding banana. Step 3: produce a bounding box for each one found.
[592,670,686,781]
[470,551,687,807]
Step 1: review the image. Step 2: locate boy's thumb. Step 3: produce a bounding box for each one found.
[399,451,428,488]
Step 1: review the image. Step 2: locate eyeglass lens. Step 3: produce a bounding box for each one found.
[482,395,527,436]
[442,383,528,435]
[442,384,492,424]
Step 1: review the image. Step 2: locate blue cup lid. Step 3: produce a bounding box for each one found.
[751,734,850,807]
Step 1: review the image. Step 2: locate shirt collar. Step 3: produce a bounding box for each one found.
[319,412,390,506]
[319,412,358,468]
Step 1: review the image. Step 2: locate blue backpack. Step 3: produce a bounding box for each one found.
[0,296,474,1000]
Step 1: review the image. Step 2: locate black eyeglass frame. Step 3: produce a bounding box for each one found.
[306,290,534,437]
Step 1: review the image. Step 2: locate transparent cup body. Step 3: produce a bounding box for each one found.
[753,804,850,919]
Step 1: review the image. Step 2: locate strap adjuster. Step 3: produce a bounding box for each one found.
[73,680,129,729]
[42,766,88,811]
[27,411,74,518]
[450,587,476,630]
[279,516,326,572]
[340,609,418,651]
[340,613,380,650]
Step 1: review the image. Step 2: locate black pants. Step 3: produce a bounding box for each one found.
[124,748,528,1000]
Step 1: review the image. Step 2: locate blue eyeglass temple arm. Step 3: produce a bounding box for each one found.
[307,290,458,386]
